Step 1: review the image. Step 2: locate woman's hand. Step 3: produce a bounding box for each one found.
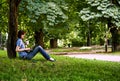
[24,48,31,51]
[16,46,31,52]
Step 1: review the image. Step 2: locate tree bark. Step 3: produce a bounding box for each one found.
[34,29,44,47]
[108,20,118,52]
[87,22,91,46]
[7,0,21,58]
[50,39,57,48]
[0,32,2,48]
[110,27,118,52]
[87,32,91,46]
[105,38,108,52]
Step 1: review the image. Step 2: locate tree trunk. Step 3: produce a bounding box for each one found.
[7,0,19,58]
[105,24,108,52]
[34,29,44,47]
[0,32,2,48]
[87,22,91,46]
[105,38,108,52]
[108,20,118,52]
[87,32,91,46]
[0,31,2,48]
[110,27,118,52]
[50,39,57,48]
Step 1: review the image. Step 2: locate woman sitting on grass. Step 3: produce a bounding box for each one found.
[15,30,55,62]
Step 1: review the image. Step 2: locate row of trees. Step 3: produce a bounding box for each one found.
[80,0,120,52]
[0,0,120,58]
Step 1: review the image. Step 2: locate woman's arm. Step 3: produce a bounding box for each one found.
[15,46,30,52]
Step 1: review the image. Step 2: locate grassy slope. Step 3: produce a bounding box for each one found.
[0,50,120,81]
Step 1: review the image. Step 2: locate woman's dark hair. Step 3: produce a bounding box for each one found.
[18,30,25,38]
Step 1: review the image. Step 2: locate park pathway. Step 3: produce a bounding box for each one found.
[64,54,120,62]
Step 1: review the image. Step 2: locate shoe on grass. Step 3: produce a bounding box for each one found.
[48,58,55,62]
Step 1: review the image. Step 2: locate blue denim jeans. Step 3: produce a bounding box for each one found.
[24,46,50,60]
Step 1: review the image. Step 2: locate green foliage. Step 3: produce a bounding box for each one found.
[0,0,8,32]
[80,0,120,27]
[45,22,69,39]
[64,0,87,30]
[73,20,106,46]
[19,0,69,40]
[20,0,68,27]
[0,50,120,81]
[71,38,86,47]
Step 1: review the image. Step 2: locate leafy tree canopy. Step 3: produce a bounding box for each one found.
[20,0,68,27]
[19,0,69,40]
[80,0,120,27]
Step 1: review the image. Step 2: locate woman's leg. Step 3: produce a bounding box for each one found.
[26,46,50,60]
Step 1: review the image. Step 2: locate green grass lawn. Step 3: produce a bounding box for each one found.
[0,50,120,81]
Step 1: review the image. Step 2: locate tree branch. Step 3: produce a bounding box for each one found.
[16,0,22,6]
[112,0,120,6]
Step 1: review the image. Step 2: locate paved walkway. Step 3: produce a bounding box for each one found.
[64,54,120,62]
